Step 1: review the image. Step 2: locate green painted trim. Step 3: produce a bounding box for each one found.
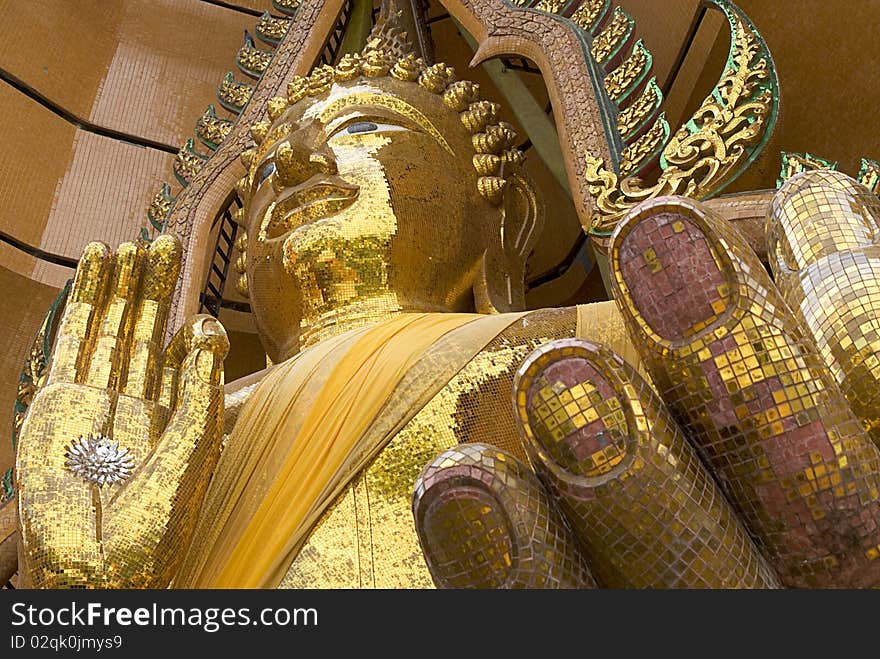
[217,72,252,116]
[692,0,780,195]
[858,157,880,194]
[174,139,209,188]
[195,106,233,152]
[186,138,210,161]
[776,151,838,188]
[2,467,12,502]
[236,32,274,81]
[626,112,670,178]
[595,8,634,66]
[588,0,612,34]
[619,78,663,141]
[256,11,287,47]
[609,40,652,106]
[147,182,175,232]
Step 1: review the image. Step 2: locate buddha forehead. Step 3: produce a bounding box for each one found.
[262,76,461,159]
[305,77,452,121]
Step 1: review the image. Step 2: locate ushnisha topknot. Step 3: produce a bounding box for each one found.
[231,27,526,298]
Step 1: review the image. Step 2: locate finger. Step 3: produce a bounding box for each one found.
[104,316,227,586]
[46,242,112,385]
[609,195,880,588]
[160,314,229,411]
[121,234,182,401]
[83,241,147,389]
[767,170,880,447]
[515,338,778,588]
[154,311,198,412]
[412,443,596,589]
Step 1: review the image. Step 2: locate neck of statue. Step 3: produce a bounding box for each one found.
[297,291,406,349]
[287,239,409,349]
[288,250,478,351]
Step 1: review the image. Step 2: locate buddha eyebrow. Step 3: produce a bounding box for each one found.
[316,93,454,156]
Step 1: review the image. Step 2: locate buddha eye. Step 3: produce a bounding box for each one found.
[329,120,409,140]
[347,121,379,134]
[257,161,276,186]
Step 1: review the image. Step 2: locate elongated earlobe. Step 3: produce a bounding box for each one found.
[475,171,544,313]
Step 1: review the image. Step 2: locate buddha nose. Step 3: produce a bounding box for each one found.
[273,124,338,189]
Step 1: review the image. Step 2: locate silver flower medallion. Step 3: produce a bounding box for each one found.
[65,434,134,486]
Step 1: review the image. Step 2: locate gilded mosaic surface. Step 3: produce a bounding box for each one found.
[8,6,880,590]
[768,171,880,447]
[16,237,228,587]
[607,197,880,587]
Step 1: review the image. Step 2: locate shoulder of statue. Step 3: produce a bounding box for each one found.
[472,306,579,355]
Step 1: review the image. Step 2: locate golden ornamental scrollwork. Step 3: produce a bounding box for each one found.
[571,0,610,33]
[775,151,880,194]
[272,0,302,16]
[145,183,175,237]
[174,138,209,186]
[776,151,838,187]
[590,7,632,64]
[859,158,880,195]
[617,78,662,139]
[237,33,274,77]
[604,40,650,103]
[257,12,291,45]
[217,72,254,114]
[535,0,566,13]
[195,105,233,150]
[618,113,669,177]
[585,0,779,242]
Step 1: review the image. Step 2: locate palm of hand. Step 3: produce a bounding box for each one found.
[16,236,228,588]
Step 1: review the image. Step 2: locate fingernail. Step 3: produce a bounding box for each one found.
[520,346,630,480]
[612,200,733,343]
[413,443,595,589]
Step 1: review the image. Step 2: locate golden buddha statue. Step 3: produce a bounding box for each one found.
[9,34,880,589]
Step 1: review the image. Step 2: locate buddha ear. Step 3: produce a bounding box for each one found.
[475,171,544,313]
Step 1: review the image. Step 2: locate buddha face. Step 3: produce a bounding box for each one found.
[242,73,531,360]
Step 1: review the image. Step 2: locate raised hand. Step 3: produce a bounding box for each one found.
[413,175,880,588]
[15,235,228,588]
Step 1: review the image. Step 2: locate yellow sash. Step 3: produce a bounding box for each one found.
[178,312,525,587]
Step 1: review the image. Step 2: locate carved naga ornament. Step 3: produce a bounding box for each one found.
[583,0,779,247]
